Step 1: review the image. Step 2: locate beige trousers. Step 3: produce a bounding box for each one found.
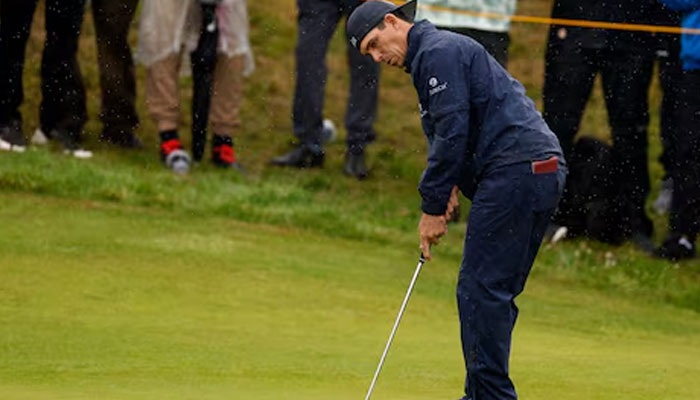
[145,53,244,135]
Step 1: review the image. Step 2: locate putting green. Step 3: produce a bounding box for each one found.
[1,194,699,399]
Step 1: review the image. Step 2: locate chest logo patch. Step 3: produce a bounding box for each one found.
[428,76,448,96]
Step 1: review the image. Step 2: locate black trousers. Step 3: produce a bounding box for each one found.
[458,161,565,400]
[668,70,700,240]
[292,0,379,152]
[0,0,86,137]
[543,32,654,236]
[438,26,509,68]
[92,0,139,139]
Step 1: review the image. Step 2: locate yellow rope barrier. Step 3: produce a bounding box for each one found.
[385,0,700,35]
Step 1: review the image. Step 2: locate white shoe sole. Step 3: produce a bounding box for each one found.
[64,149,93,159]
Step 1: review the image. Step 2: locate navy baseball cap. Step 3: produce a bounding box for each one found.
[347,0,417,50]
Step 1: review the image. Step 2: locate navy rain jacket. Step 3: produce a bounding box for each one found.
[405,21,562,215]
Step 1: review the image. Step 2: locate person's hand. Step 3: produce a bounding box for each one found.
[445,186,460,221]
[419,213,447,261]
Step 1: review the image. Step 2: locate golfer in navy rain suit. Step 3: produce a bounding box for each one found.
[348,1,566,399]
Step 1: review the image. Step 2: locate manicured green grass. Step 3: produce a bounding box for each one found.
[1,194,699,399]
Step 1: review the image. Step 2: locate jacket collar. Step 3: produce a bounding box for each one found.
[403,20,433,73]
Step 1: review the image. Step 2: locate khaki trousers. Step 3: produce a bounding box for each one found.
[145,53,244,135]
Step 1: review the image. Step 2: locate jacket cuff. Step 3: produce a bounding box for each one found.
[421,199,447,216]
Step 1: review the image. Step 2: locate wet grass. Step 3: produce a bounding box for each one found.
[1,194,699,399]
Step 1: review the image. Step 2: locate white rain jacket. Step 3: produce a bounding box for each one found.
[136,0,255,76]
[416,0,516,33]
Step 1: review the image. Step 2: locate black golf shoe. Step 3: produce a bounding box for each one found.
[270,144,324,168]
[51,129,93,159]
[211,134,244,171]
[343,150,368,180]
[0,120,27,152]
[99,131,143,149]
[655,234,696,261]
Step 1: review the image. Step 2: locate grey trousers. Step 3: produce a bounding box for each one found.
[292,0,379,153]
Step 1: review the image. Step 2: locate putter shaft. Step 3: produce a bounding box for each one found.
[364,254,426,400]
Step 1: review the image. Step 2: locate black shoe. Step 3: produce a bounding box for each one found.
[99,132,143,149]
[655,234,696,261]
[343,151,368,179]
[270,145,324,168]
[159,130,190,174]
[211,134,244,171]
[50,129,93,159]
[0,120,27,152]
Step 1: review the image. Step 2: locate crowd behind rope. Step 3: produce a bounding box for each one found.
[0,0,698,261]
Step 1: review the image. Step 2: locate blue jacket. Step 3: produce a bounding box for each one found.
[662,0,700,70]
[404,21,563,215]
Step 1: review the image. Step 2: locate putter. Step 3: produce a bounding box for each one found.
[364,252,426,400]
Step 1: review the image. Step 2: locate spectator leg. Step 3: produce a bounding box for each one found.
[542,39,597,229]
[91,0,140,141]
[292,0,341,146]
[344,30,379,154]
[602,52,654,237]
[0,0,40,125]
[669,70,700,241]
[145,54,181,133]
[41,0,87,139]
[210,55,244,136]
